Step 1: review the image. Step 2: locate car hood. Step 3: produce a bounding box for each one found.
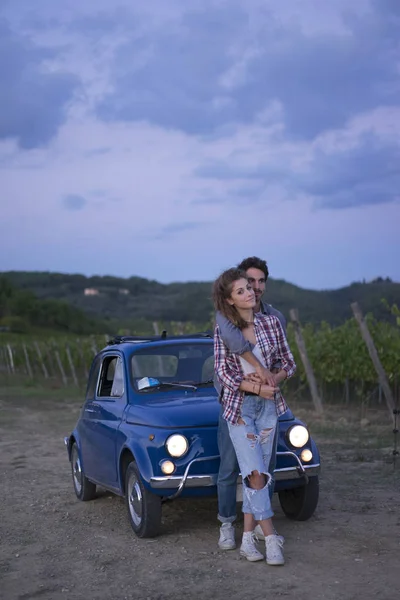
[125,392,296,428]
[125,393,220,428]
[279,407,295,421]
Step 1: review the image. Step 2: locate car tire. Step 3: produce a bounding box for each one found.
[278,476,319,521]
[125,461,162,538]
[70,443,97,501]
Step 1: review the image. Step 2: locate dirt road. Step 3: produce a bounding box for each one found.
[0,387,399,600]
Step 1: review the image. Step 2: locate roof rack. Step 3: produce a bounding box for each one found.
[107,331,213,346]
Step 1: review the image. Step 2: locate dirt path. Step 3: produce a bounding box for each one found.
[0,388,399,600]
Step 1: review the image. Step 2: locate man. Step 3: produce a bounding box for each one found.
[214,256,287,557]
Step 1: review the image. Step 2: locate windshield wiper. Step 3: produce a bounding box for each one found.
[192,379,214,387]
[144,381,198,391]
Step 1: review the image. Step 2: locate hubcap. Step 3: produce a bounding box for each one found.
[71,446,82,494]
[128,472,143,527]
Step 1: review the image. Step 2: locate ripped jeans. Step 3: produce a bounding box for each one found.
[227,396,278,521]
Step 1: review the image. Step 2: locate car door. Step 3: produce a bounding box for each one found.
[78,355,102,480]
[80,353,127,488]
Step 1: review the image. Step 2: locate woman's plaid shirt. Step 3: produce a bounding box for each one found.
[214,313,296,425]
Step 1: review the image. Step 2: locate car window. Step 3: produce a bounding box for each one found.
[131,343,214,389]
[97,355,125,398]
[201,355,214,381]
[132,354,178,378]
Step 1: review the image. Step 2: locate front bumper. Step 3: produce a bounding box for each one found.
[150,455,220,500]
[150,451,320,500]
[274,451,320,480]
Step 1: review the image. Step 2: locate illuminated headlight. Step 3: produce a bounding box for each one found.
[288,425,309,448]
[161,460,176,475]
[301,449,313,462]
[166,434,189,458]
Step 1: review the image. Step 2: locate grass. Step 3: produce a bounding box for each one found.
[0,376,84,398]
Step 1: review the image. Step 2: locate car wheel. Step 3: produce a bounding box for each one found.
[70,443,97,501]
[125,461,162,538]
[278,476,319,521]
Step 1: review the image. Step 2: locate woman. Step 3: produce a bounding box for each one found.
[213,268,296,565]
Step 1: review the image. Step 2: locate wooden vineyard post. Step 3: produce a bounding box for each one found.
[1,346,11,374]
[55,348,68,387]
[22,344,33,378]
[77,340,88,380]
[351,302,395,423]
[34,342,49,379]
[91,338,98,356]
[152,322,165,372]
[66,345,79,387]
[6,344,15,374]
[289,309,324,415]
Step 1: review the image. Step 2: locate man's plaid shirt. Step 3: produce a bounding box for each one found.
[214,313,296,425]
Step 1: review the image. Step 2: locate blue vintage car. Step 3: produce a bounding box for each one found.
[65,333,320,538]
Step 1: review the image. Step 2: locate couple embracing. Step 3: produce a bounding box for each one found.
[212,256,296,566]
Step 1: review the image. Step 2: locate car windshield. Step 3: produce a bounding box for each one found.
[130,343,215,392]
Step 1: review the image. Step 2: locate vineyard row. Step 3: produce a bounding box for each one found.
[0,317,399,400]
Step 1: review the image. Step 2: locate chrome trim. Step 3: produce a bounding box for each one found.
[71,444,83,494]
[127,470,143,527]
[274,463,320,481]
[149,451,319,498]
[277,450,306,473]
[150,454,219,501]
[274,451,320,480]
[235,463,320,485]
[151,474,217,489]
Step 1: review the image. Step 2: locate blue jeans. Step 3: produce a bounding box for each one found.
[217,400,278,524]
[227,396,278,521]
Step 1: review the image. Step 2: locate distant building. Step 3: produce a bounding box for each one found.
[119,288,130,295]
[84,288,100,296]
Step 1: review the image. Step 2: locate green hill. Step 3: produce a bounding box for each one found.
[1,271,399,328]
[0,276,107,334]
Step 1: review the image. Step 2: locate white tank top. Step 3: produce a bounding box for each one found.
[239,343,265,374]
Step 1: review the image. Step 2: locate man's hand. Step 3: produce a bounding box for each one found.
[244,372,262,383]
[256,365,277,386]
[244,367,276,386]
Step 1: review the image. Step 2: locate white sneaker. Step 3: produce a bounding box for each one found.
[218,523,236,550]
[240,533,264,562]
[254,524,285,544]
[265,534,285,566]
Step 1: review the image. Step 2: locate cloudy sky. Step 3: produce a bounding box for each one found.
[0,0,399,289]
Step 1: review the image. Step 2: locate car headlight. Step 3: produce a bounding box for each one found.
[160,460,176,475]
[166,434,189,458]
[301,449,313,462]
[288,425,309,448]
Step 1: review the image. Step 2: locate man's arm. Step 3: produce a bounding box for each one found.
[215,311,252,354]
[270,316,296,383]
[263,303,287,376]
[215,311,274,384]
